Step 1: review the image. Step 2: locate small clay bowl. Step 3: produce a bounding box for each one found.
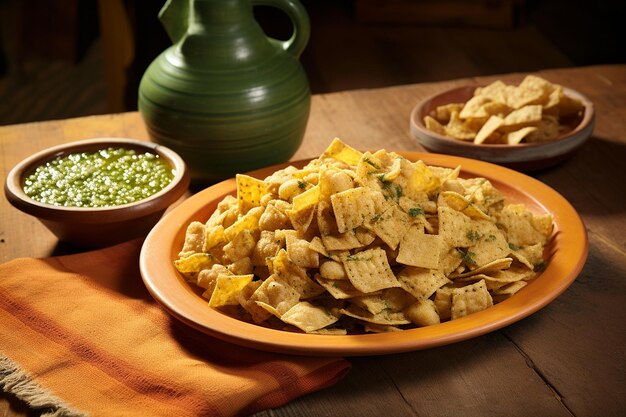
[4,138,190,248]
[410,85,595,171]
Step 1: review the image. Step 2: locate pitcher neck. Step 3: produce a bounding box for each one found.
[178,0,277,67]
[189,0,253,28]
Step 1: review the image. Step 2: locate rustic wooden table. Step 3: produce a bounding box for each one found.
[1,65,625,417]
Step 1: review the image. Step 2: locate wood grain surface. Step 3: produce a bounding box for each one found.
[1,65,625,416]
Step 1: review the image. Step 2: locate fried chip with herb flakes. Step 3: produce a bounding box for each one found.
[341,248,400,293]
[175,138,552,334]
[236,174,266,213]
[368,203,411,250]
[331,187,386,233]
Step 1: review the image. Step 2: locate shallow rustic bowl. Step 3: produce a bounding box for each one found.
[410,85,595,171]
[4,138,190,248]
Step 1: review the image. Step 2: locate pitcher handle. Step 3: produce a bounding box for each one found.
[252,0,310,58]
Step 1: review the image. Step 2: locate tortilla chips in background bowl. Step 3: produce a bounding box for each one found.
[410,75,595,171]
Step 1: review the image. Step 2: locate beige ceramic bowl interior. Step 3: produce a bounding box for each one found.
[410,85,595,171]
[140,153,588,356]
[5,138,190,248]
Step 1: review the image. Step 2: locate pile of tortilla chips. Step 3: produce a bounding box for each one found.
[424,75,585,145]
[175,138,553,334]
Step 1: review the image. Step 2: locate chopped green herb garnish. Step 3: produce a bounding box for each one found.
[534,260,547,272]
[408,207,424,217]
[346,254,372,262]
[297,180,307,190]
[466,230,482,242]
[364,158,380,169]
[371,212,385,223]
[508,242,522,251]
[393,184,403,200]
[456,248,477,265]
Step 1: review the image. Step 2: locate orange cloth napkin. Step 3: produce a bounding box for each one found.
[0,239,350,417]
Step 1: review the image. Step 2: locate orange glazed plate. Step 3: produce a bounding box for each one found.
[140,153,588,356]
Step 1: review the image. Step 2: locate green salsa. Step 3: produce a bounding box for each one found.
[23,147,175,207]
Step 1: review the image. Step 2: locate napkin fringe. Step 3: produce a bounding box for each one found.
[0,354,87,417]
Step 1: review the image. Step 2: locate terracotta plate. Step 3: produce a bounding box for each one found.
[140,153,587,356]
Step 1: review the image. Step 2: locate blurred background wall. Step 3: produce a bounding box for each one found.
[0,0,623,126]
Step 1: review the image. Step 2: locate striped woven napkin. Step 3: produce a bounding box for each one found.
[0,239,350,417]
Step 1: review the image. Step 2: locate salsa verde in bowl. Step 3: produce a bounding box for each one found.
[4,138,190,248]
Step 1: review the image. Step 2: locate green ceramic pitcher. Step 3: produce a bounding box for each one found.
[138,0,311,182]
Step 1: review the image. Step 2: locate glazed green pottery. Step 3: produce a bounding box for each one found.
[138,0,311,182]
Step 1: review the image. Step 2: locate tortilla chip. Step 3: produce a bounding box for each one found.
[451,257,513,279]
[460,95,492,119]
[438,206,476,247]
[445,111,478,140]
[281,301,339,333]
[292,185,320,211]
[496,204,553,247]
[352,288,415,315]
[475,80,508,103]
[321,138,363,166]
[396,225,442,269]
[236,174,266,213]
[434,287,454,320]
[368,204,411,250]
[433,103,464,123]
[451,279,493,319]
[424,115,447,135]
[491,280,528,296]
[404,299,441,326]
[224,206,264,240]
[270,249,325,299]
[341,248,400,293]
[208,274,254,307]
[363,323,404,333]
[506,126,538,145]
[316,276,366,299]
[501,105,543,130]
[473,115,503,144]
[526,116,561,142]
[174,252,216,275]
[331,187,386,233]
[439,191,491,221]
[340,305,410,326]
[248,275,300,319]
[397,267,450,301]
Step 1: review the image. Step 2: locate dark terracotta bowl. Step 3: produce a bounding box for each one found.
[4,138,190,248]
[410,85,595,171]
